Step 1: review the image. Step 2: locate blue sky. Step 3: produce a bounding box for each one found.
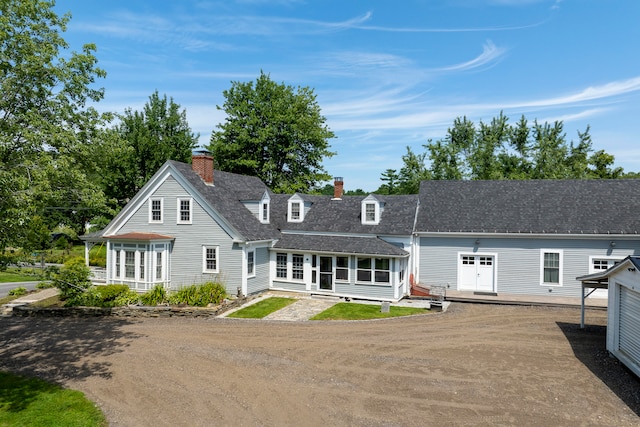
[55,0,640,191]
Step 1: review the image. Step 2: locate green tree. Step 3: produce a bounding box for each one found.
[209,72,336,193]
[377,169,400,194]
[0,0,108,247]
[114,91,198,204]
[385,113,632,192]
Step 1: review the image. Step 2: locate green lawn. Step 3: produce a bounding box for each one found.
[227,297,297,318]
[0,371,106,426]
[311,302,428,320]
[0,270,39,283]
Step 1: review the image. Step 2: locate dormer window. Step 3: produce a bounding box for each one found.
[260,192,270,224]
[287,194,305,223]
[291,202,301,220]
[362,195,381,225]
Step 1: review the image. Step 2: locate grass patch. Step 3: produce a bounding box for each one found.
[227,297,296,319]
[0,371,106,426]
[0,271,38,283]
[311,302,428,320]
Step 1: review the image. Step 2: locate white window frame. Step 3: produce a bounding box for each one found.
[335,256,350,282]
[276,253,288,278]
[291,254,304,281]
[177,197,193,224]
[149,198,163,223]
[247,249,256,278]
[361,198,380,225]
[202,245,219,273]
[155,250,164,281]
[356,256,392,286]
[287,195,305,223]
[288,202,303,222]
[540,249,563,286]
[589,256,622,273]
[260,193,270,224]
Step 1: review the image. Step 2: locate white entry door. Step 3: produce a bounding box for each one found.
[459,254,495,292]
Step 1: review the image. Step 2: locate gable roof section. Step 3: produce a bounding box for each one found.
[417,179,640,235]
[274,234,409,257]
[169,161,280,242]
[270,194,418,235]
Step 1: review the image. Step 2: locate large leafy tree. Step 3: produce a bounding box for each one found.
[0,0,108,251]
[209,72,336,193]
[111,91,199,205]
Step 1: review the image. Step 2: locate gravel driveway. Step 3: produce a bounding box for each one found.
[1,303,639,426]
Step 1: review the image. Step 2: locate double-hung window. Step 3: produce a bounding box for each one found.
[203,246,219,273]
[292,254,304,280]
[357,257,391,284]
[336,256,349,281]
[290,202,301,221]
[276,253,288,278]
[247,250,255,277]
[541,250,562,286]
[177,198,192,224]
[125,251,136,279]
[357,257,372,282]
[149,198,163,223]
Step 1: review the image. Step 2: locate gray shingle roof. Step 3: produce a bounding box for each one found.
[170,161,281,241]
[417,179,640,234]
[274,234,409,256]
[269,194,418,235]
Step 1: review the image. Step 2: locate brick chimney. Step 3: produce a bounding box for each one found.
[192,150,214,185]
[332,177,344,200]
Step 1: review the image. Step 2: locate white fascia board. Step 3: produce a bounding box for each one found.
[105,162,244,242]
[103,162,175,236]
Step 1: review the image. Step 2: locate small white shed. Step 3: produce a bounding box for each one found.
[578,256,640,377]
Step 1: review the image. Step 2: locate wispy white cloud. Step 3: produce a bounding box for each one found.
[434,40,507,72]
[323,76,640,134]
[512,76,640,108]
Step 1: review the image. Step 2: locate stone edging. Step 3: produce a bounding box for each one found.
[9,296,251,318]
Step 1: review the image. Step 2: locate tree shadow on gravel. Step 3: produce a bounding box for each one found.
[0,317,142,386]
[557,321,640,416]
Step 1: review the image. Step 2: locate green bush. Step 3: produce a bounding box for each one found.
[53,257,91,300]
[113,289,141,306]
[8,287,27,296]
[169,282,226,307]
[36,281,54,289]
[140,284,168,306]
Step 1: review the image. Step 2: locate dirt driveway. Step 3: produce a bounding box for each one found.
[1,303,639,426]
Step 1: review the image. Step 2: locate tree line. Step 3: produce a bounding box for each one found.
[375,113,637,195]
[0,0,635,263]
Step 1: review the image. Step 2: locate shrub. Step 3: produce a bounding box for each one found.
[196,281,226,306]
[170,282,226,307]
[53,257,91,300]
[8,287,27,296]
[36,281,55,289]
[140,284,168,306]
[113,289,141,306]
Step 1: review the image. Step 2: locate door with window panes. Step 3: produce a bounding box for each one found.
[459,254,495,292]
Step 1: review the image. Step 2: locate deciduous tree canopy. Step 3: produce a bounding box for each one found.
[108,91,199,205]
[209,72,336,193]
[0,0,109,250]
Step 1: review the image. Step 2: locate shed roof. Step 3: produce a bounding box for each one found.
[274,234,409,257]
